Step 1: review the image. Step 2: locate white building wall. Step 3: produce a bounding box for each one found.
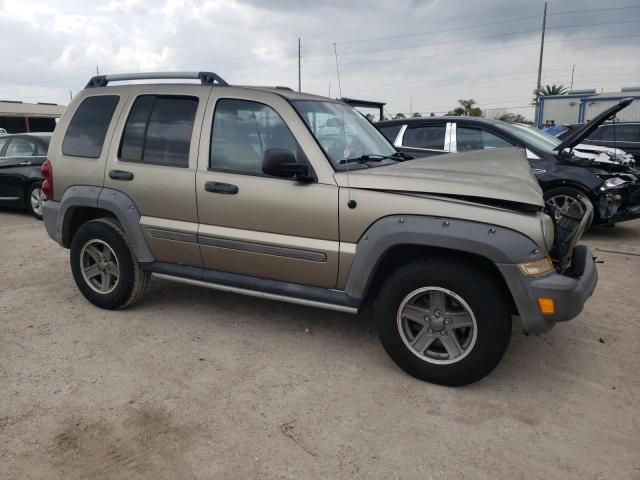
[583,98,640,122]
[540,97,581,125]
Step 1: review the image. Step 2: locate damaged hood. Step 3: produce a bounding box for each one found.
[334,147,544,208]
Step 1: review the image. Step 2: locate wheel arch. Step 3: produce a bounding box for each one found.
[57,186,154,262]
[344,215,543,314]
[362,244,517,315]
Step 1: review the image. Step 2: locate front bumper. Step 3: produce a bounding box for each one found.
[498,245,598,334]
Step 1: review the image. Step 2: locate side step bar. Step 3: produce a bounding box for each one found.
[144,262,359,314]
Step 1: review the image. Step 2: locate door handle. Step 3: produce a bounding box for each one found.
[19,161,32,166]
[205,181,238,194]
[109,170,134,181]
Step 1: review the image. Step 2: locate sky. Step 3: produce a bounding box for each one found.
[1,0,639,121]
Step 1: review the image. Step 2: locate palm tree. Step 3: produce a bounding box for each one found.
[532,84,569,104]
[539,84,569,96]
[448,99,482,117]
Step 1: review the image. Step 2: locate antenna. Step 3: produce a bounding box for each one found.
[333,43,342,98]
[333,43,351,204]
[298,38,301,92]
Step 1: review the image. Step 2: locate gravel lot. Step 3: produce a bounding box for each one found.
[1,209,639,479]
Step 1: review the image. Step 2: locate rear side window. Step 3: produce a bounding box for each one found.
[378,124,402,143]
[597,124,639,142]
[62,95,119,158]
[5,137,37,156]
[120,95,198,168]
[403,125,446,150]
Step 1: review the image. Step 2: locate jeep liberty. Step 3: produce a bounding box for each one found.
[41,72,597,386]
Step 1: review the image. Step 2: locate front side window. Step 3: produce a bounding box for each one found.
[457,127,513,152]
[210,98,305,176]
[120,95,198,168]
[292,100,396,169]
[403,125,446,150]
[5,138,37,156]
[62,95,119,158]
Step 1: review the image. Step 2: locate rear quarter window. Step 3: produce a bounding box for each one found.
[62,95,119,158]
[377,124,402,142]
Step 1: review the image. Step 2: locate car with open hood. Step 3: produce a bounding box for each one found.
[377,98,640,226]
[41,71,596,386]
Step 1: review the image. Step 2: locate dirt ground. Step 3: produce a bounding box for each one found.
[1,209,639,480]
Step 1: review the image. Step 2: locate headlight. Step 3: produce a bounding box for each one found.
[518,257,554,277]
[540,213,555,252]
[601,177,628,189]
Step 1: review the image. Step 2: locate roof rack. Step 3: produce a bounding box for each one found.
[85,71,228,88]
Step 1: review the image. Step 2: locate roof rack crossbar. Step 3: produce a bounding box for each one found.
[85,71,228,88]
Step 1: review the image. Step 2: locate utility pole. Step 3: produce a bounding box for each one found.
[96,65,100,76]
[69,90,72,101]
[328,83,331,98]
[570,64,575,91]
[297,38,301,92]
[410,97,413,115]
[534,1,547,126]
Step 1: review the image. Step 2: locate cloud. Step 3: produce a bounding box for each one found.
[0,0,638,120]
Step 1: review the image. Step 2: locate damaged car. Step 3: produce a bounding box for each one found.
[377,98,640,226]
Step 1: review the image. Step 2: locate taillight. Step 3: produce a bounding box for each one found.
[41,159,53,200]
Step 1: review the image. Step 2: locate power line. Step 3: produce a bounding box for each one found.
[302,5,640,49]
[302,33,640,69]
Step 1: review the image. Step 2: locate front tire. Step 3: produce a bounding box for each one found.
[544,186,594,228]
[374,259,512,386]
[70,218,149,309]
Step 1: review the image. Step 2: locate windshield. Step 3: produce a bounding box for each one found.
[292,100,397,169]
[496,122,561,154]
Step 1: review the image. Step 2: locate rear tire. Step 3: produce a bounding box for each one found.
[27,183,45,220]
[374,259,512,386]
[70,218,150,309]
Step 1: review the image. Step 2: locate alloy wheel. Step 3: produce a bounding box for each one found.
[30,186,46,217]
[80,239,120,294]
[397,286,478,365]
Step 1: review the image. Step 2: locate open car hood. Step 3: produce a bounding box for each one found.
[334,147,544,209]
[554,98,633,152]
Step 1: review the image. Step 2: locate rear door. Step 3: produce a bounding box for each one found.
[397,121,451,157]
[103,85,209,266]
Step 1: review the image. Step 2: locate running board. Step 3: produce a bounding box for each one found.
[145,262,359,314]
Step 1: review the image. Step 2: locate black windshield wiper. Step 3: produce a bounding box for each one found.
[392,151,413,161]
[339,154,399,165]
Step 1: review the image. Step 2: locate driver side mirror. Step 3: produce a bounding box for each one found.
[262,148,314,183]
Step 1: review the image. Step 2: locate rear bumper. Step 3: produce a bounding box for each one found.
[42,200,62,245]
[498,245,598,334]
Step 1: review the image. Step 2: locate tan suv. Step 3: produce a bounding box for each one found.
[41,72,597,386]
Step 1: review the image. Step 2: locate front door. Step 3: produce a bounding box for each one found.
[195,94,340,288]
